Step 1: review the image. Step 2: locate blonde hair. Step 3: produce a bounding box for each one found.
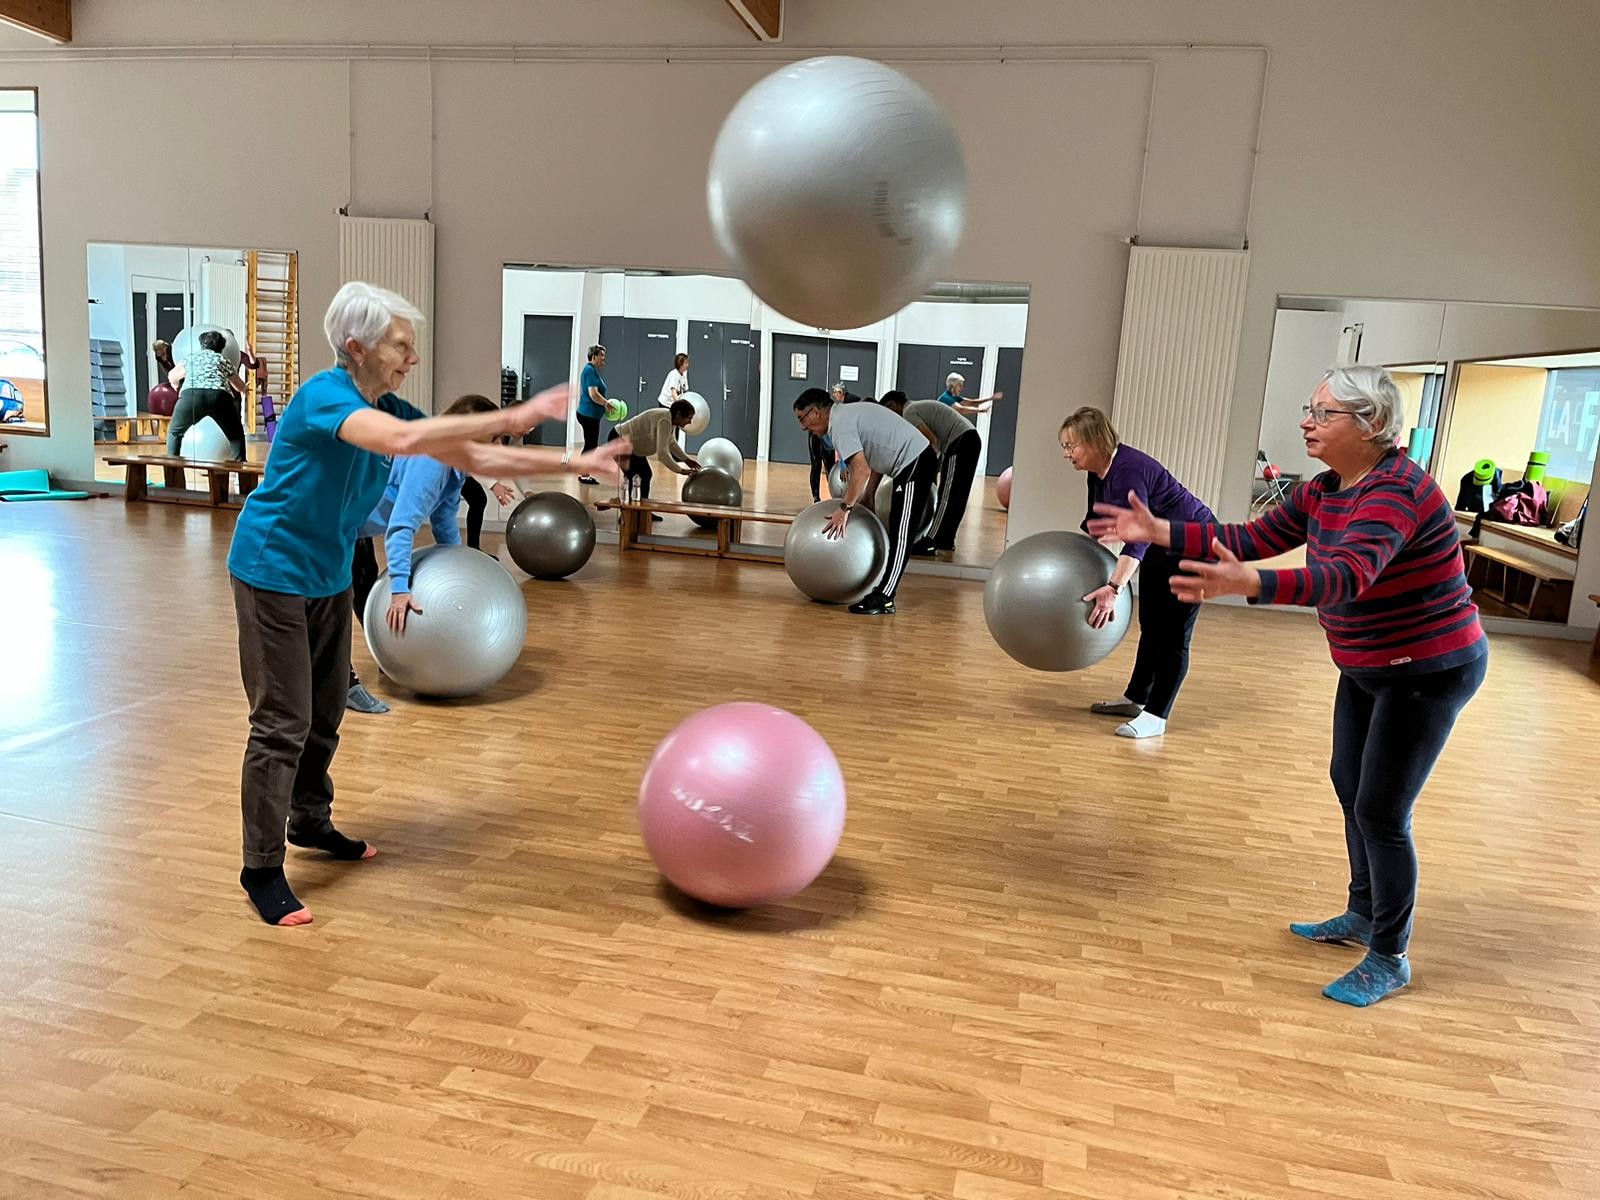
[1059,407,1119,457]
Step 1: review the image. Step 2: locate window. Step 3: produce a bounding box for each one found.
[0,88,45,433]
[1534,366,1600,483]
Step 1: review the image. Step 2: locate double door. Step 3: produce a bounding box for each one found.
[768,334,879,465]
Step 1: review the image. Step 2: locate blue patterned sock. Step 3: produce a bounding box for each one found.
[1323,951,1411,1007]
[1289,911,1372,946]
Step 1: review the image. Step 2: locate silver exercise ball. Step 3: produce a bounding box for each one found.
[363,545,527,697]
[784,500,889,605]
[827,461,847,499]
[698,437,743,480]
[504,491,596,580]
[171,325,242,373]
[682,391,711,436]
[707,56,968,329]
[179,416,234,462]
[983,531,1132,672]
[874,475,937,541]
[682,467,743,529]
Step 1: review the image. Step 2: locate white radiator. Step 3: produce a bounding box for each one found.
[1109,246,1251,509]
[339,216,435,412]
[198,260,248,347]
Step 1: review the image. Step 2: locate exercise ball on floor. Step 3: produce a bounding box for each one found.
[180,416,234,461]
[698,437,743,480]
[827,461,847,499]
[504,491,596,580]
[984,531,1131,672]
[682,467,742,529]
[363,544,527,698]
[681,391,711,436]
[783,500,888,605]
[146,382,178,417]
[172,325,242,373]
[638,702,847,908]
[707,56,968,329]
[874,475,937,541]
[997,466,1013,510]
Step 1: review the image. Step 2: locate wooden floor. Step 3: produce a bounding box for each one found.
[92,439,1011,566]
[4,500,1600,1200]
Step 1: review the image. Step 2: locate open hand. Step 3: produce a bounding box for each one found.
[490,481,516,506]
[501,383,571,435]
[1082,584,1119,629]
[387,592,422,634]
[823,507,850,540]
[1086,491,1165,546]
[1170,539,1261,604]
[573,439,630,484]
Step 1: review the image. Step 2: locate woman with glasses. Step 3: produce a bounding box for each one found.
[1089,366,1486,1007]
[1059,406,1215,739]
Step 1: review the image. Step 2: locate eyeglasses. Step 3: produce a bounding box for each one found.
[1301,404,1358,426]
[1060,441,1080,454]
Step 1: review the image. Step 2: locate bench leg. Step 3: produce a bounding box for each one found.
[238,471,259,500]
[717,519,733,555]
[123,464,148,503]
[208,471,230,506]
[162,464,187,490]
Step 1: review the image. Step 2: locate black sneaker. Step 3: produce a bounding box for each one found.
[848,592,895,616]
[578,475,599,485]
[909,539,938,557]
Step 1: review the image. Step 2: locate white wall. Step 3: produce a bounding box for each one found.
[7,0,1600,629]
[1259,309,1343,478]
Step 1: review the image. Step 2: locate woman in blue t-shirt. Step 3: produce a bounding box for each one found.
[1060,406,1215,740]
[227,281,628,927]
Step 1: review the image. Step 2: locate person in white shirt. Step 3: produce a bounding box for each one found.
[657,352,690,408]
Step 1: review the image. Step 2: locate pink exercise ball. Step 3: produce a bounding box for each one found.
[146,382,178,417]
[997,466,1013,509]
[638,702,846,908]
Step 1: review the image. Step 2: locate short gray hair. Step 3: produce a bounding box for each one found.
[946,372,965,388]
[1319,365,1404,447]
[324,281,423,367]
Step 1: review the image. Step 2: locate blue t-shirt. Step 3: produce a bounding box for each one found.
[578,362,607,418]
[936,390,959,407]
[228,367,425,597]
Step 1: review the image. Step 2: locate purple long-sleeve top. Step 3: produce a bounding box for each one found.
[1079,443,1215,560]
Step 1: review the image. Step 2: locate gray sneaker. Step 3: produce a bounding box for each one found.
[346,683,390,714]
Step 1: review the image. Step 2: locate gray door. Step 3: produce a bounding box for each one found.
[521,314,573,446]
[769,333,829,464]
[827,338,878,402]
[987,346,1023,475]
[894,342,942,402]
[687,320,760,459]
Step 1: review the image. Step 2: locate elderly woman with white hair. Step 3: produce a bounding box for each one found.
[935,371,1002,414]
[1090,366,1487,1007]
[226,281,628,927]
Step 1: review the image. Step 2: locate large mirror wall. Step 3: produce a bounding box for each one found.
[1258,297,1600,623]
[500,264,1032,568]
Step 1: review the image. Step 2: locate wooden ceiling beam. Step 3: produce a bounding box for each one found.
[723,0,782,42]
[0,0,71,43]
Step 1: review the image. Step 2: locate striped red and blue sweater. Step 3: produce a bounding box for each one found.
[1171,450,1486,676]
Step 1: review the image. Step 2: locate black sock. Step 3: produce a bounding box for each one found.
[287,823,369,860]
[239,866,307,925]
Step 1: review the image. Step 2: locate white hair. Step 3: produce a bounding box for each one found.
[324,281,423,367]
[1320,365,1404,447]
[946,372,965,387]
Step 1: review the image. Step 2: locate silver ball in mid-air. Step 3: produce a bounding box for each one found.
[984,531,1132,672]
[707,55,968,329]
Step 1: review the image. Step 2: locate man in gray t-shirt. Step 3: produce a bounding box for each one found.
[793,388,938,616]
[884,391,985,557]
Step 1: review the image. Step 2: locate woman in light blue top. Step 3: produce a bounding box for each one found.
[227,281,629,928]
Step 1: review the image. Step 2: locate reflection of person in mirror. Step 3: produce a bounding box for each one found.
[657,352,690,408]
[167,329,249,458]
[1088,365,1487,1009]
[152,339,176,381]
[937,371,1003,414]
[1062,405,1214,742]
[880,390,981,559]
[610,398,701,508]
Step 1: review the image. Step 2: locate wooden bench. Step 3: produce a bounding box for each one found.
[594,498,796,564]
[97,413,173,444]
[104,454,264,509]
[1462,543,1574,621]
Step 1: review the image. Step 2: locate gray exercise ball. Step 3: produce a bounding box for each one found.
[171,324,242,373]
[363,545,527,697]
[682,391,711,436]
[707,56,968,329]
[784,500,889,605]
[983,531,1132,672]
[682,467,743,529]
[827,461,847,499]
[874,475,938,541]
[698,437,744,480]
[505,491,596,580]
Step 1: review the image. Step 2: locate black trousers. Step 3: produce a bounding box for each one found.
[875,448,940,601]
[809,435,838,502]
[608,429,653,499]
[577,413,601,456]
[232,577,351,869]
[1123,552,1202,719]
[168,387,247,459]
[460,475,488,548]
[1331,651,1487,956]
[926,429,981,550]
